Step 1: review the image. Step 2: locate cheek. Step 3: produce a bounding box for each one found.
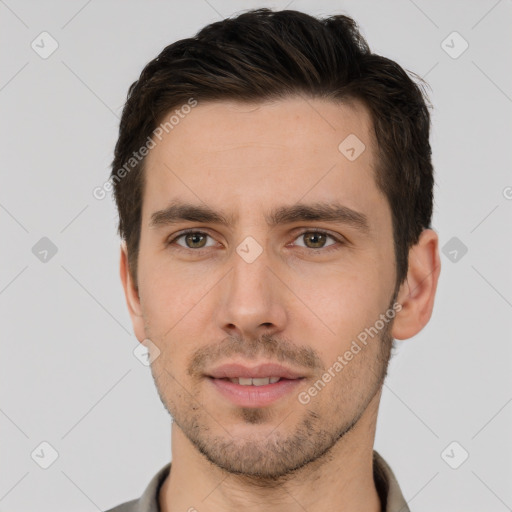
[138,266,217,369]
[300,262,383,326]
[138,254,215,327]
[293,265,391,374]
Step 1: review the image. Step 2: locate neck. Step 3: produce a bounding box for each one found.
[160,393,382,512]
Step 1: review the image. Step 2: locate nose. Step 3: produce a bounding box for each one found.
[214,242,288,341]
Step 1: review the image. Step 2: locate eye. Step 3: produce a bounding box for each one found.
[292,230,342,251]
[168,230,217,251]
[167,229,345,254]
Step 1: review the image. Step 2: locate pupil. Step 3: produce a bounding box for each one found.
[307,233,325,248]
[187,233,205,248]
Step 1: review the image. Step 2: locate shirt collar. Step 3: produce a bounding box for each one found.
[130,450,409,512]
[373,450,410,512]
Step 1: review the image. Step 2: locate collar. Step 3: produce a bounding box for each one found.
[109,450,410,512]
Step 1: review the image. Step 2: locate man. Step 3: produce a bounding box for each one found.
[107,8,440,512]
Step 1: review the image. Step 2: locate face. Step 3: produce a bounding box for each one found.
[124,97,400,480]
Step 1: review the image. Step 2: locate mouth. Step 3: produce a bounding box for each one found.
[205,363,306,407]
[214,376,289,386]
[206,361,305,381]
[207,376,305,408]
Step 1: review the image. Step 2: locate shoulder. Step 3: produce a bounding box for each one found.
[103,498,139,512]
[102,462,171,512]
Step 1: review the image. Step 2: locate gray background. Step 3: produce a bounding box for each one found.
[1,0,511,510]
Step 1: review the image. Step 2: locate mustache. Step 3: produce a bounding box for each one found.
[187,333,324,378]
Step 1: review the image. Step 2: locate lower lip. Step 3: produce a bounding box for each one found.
[207,377,304,407]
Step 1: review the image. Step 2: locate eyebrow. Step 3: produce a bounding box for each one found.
[149,200,370,234]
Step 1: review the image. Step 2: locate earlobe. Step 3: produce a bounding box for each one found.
[391,229,441,340]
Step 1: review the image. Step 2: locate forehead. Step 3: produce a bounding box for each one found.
[141,96,388,230]
[149,96,375,161]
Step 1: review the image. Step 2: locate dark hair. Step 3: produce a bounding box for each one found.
[111,8,434,293]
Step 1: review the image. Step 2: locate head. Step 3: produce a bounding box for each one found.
[114,8,440,481]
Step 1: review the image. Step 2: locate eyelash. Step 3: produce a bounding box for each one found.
[166,228,345,255]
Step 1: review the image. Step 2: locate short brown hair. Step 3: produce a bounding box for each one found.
[111,8,434,292]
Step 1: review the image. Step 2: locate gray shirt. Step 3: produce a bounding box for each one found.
[105,450,410,512]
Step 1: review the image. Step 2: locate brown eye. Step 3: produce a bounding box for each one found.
[183,232,207,248]
[294,231,338,250]
[303,232,328,248]
[169,231,216,250]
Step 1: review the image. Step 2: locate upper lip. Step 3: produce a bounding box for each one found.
[206,362,305,380]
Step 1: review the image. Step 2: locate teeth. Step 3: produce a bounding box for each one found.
[228,376,281,386]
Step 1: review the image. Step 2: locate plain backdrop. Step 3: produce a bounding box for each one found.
[1,0,511,511]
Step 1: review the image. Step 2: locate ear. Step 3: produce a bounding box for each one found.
[392,229,441,340]
[120,241,146,342]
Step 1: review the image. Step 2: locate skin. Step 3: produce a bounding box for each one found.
[120,96,441,512]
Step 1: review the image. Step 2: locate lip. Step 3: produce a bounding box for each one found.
[206,362,305,380]
[207,376,304,407]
